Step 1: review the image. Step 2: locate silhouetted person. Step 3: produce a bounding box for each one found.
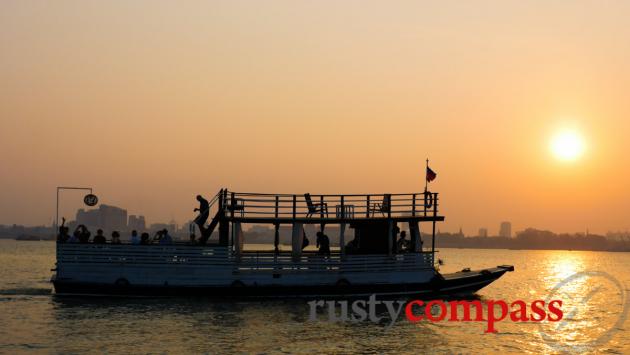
[316,231,330,256]
[140,232,150,245]
[345,237,359,254]
[159,229,173,245]
[111,231,122,244]
[73,224,90,243]
[397,231,410,253]
[194,195,210,225]
[189,234,197,245]
[57,217,69,243]
[67,231,79,243]
[93,229,107,244]
[152,230,163,243]
[130,230,140,245]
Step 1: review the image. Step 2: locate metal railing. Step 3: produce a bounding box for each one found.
[219,190,439,220]
[56,244,434,272]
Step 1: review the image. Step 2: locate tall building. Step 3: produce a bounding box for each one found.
[75,204,128,231]
[76,208,99,227]
[478,228,488,237]
[99,205,127,231]
[499,221,512,238]
[128,215,146,231]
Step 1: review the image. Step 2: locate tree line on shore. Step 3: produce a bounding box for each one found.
[431,228,630,252]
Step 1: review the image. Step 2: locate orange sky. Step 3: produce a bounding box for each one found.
[1,1,630,234]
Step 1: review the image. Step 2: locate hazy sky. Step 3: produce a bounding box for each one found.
[2,1,630,234]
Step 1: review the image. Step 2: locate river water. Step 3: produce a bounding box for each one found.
[0,240,628,354]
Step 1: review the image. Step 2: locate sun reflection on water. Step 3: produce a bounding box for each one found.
[538,253,627,352]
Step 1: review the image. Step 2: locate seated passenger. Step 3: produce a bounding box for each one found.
[93,229,107,244]
[130,230,140,245]
[111,231,122,244]
[72,228,83,243]
[159,229,173,245]
[152,230,163,243]
[75,225,90,243]
[67,232,79,243]
[140,232,150,245]
[344,237,359,254]
[316,231,330,256]
[397,231,410,252]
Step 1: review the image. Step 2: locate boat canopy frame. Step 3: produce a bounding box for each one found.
[218,190,445,224]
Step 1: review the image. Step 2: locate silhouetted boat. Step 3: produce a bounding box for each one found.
[52,189,513,298]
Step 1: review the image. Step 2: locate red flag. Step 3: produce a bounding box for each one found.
[426,166,437,182]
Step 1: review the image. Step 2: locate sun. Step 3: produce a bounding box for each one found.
[550,130,585,161]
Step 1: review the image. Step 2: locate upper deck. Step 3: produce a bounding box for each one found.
[218,190,445,224]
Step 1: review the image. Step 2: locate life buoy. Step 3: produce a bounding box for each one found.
[424,191,434,209]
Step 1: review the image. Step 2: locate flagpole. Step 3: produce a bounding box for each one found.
[425,158,429,192]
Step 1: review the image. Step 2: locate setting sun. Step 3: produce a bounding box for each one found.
[550,130,585,161]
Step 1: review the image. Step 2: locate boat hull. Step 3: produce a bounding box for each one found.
[52,266,513,299]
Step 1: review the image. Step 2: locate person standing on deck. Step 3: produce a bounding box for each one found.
[316,231,331,256]
[57,217,69,243]
[194,195,210,234]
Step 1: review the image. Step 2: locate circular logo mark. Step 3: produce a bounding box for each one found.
[84,193,98,206]
[539,271,628,352]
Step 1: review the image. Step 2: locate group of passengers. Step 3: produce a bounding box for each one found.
[56,217,173,245]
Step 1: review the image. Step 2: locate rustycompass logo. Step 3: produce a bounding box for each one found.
[539,271,629,352]
[308,295,564,332]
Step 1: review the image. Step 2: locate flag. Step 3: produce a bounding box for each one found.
[426,166,437,182]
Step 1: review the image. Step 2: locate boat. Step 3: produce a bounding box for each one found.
[52,189,514,298]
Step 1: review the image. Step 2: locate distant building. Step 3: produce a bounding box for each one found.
[76,204,127,231]
[76,208,99,227]
[478,228,488,237]
[128,215,146,231]
[99,205,127,231]
[499,222,512,238]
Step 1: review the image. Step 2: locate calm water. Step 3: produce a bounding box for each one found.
[0,239,629,354]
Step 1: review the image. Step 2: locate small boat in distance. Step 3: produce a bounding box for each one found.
[52,189,514,298]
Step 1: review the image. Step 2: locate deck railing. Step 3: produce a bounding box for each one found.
[220,190,439,221]
[56,244,434,272]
